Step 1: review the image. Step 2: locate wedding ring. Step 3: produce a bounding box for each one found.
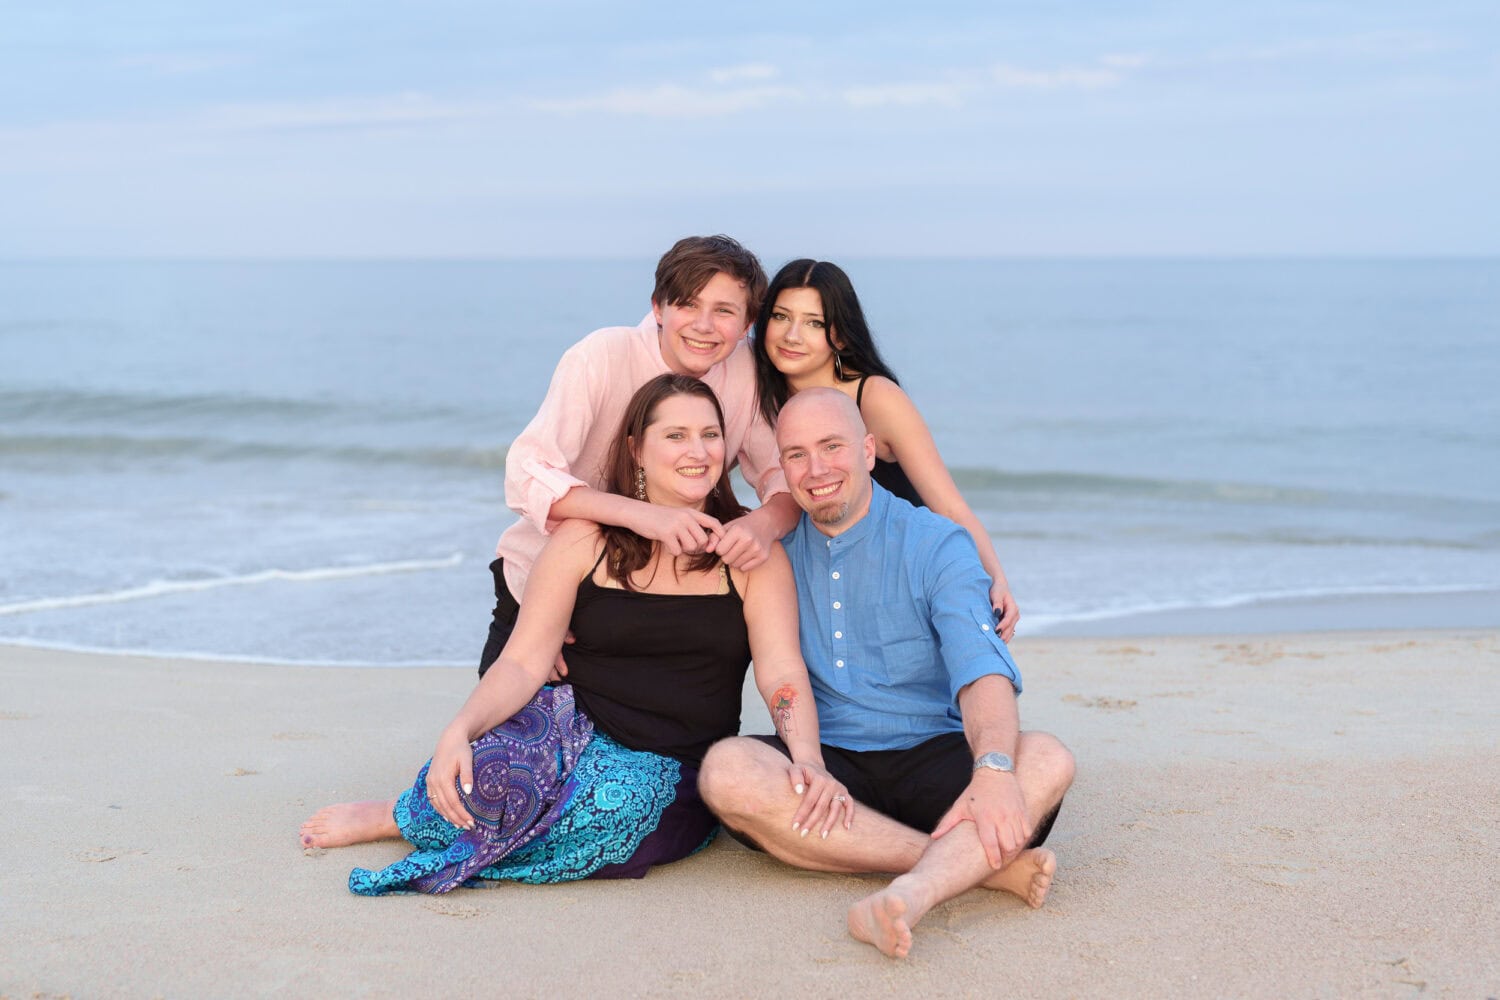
[835,795,848,802]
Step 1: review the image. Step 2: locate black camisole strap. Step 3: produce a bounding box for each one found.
[855,374,870,409]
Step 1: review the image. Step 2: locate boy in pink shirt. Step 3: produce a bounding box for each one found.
[479,235,800,675]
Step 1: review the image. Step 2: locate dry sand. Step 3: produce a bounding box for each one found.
[3,631,1498,998]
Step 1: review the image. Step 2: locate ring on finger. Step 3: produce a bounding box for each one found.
[835,794,848,802]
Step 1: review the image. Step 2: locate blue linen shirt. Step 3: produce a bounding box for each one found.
[783,482,1021,752]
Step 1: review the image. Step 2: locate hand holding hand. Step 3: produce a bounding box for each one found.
[786,761,854,840]
[426,724,476,831]
[708,509,777,572]
[931,770,1032,869]
[629,503,724,556]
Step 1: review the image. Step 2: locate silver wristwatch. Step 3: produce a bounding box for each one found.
[972,751,1015,774]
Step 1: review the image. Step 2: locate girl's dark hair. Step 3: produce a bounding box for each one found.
[600,374,748,589]
[751,259,900,427]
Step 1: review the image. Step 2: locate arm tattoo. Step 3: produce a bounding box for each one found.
[772,684,796,738]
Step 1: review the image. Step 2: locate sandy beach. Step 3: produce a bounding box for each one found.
[3,630,1498,998]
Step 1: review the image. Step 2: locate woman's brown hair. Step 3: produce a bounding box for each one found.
[600,374,749,590]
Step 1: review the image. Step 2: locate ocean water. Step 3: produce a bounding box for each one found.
[2,258,1497,665]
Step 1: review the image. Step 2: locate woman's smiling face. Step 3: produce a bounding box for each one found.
[632,392,726,507]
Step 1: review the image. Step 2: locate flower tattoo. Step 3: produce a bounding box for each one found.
[772,684,796,737]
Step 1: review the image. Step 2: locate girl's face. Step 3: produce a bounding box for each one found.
[632,393,726,508]
[763,287,840,382]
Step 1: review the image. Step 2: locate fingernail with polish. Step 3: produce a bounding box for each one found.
[795,784,805,795]
[800,828,809,838]
[462,783,472,794]
[791,821,799,832]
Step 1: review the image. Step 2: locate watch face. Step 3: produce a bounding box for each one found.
[976,751,1015,772]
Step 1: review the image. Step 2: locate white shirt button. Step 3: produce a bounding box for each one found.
[835,660,844,668]
[832,601,841,609]
[831,571,840,579]
[982,624,991,632]
[834,631,843,639]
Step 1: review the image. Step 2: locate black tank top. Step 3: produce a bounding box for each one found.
[563,561,751,768]
[856,376,924,507]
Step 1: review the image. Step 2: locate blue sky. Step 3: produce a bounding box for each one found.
[2,2,1496,257]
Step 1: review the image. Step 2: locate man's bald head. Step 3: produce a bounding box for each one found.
[777,387,866,446]
[776,388,877,536]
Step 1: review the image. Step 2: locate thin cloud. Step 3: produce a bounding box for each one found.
[214,94,477,133]
[528,84,802,117]
[115,51,249,76]
[1101,53,1151,70]
[0,93,480,158]
[1209,30,1451,64]
[990,63,1126,90]
[709,63,779,84]
[842,81,971,109]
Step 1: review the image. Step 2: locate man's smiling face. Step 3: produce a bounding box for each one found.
[776,389,877,536]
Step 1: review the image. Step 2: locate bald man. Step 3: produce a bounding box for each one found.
[698,389,1074,959]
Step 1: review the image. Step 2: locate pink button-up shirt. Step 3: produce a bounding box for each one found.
[496,315,788,597]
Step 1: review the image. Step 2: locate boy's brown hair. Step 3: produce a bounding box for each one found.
[652,235,768,321]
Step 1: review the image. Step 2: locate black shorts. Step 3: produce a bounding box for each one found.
[478,558,521,678]
[749,731,974,834]
[745,732,1058,846]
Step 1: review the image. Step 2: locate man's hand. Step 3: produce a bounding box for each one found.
[628,503,724,556]
[991,581,1019,643]
[931,769,1032,869]
[709,507,779,572]
[546,629,576,682]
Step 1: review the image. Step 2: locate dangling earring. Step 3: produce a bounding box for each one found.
[710,484,720,499]
[634,467,648,501]
[833,352,847,381]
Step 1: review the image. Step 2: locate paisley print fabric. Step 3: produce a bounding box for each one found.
[347,686,713,895]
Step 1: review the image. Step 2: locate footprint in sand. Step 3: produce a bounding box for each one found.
[1063,695,1138,711]
[76,847,149,863]
[421,899,483,919]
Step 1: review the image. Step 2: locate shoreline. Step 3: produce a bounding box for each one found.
[1037,586,1500,638]
[6,586,1499,668]
[4,631,1498,996]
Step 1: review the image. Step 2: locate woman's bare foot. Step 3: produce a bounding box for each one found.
[980,847,1056,908]
[847,886,917,958]
[299,800,400,848]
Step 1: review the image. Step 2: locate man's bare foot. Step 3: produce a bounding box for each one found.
[299,800,400,848]
[980,847,1056,908]
[847,887,917,959]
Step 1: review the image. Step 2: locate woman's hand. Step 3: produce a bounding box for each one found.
[991,581,1019,643]
[628,502,724,556]
[426,724,476,831]
[786,760,854,839]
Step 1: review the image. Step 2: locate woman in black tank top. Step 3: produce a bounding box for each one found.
[750,259,1020,640]
[301,375,849,894]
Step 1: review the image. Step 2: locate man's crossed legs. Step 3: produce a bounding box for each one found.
[698,730,1075,958]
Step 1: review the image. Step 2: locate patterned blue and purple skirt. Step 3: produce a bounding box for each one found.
[349,685,718,895]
